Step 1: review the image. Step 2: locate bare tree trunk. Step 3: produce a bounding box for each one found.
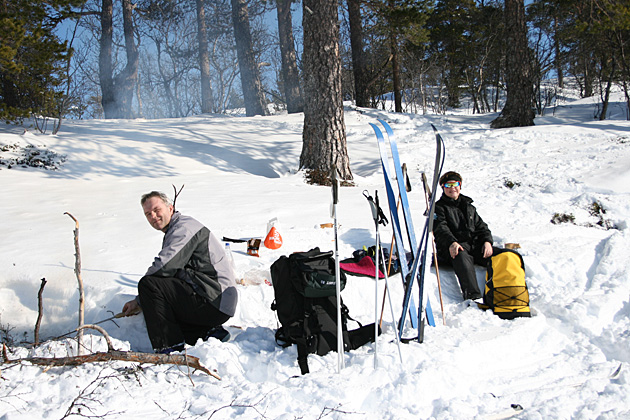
[196,0,214,113]
[113,0,139,119]
[347,0,369,108]
[553,16,563,89]
[598,57,615,121]
[99,0,138,119]
[301,0,352,181]
[390,31,402,113]
[490,0,534,128]
[277,0,303,113]
[231,0,267,116]
[99,0,115,118]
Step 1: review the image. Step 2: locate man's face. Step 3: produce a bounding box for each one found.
[142,196,174,232]
[443,180,461,200]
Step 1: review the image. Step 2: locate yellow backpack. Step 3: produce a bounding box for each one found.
[482,249,531,319]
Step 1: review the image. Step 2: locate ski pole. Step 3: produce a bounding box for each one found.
[374,201,380,369]
[331,168,344,372]
[364,190,403,365]
[378,243,404,364]
[363,190,385,368]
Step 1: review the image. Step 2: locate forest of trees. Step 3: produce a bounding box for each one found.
[1,0,630,176]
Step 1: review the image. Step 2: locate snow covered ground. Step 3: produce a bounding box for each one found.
[1,92,629,419]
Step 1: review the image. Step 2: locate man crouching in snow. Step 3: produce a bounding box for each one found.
[121,191,238,353]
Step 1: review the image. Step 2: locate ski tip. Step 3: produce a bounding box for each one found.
[377,119,392,132]
[369,122,383,135]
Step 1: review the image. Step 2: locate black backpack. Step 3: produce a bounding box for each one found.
[270,247,378,374]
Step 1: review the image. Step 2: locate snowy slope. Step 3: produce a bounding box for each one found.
[0,94,629,419]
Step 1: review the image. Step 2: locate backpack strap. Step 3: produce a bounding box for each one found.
[341,301,362,329]
[295,298,317,375]
[296,341,310,374]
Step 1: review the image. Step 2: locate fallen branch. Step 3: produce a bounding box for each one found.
[77,324,115,352]
[3,351,220,380]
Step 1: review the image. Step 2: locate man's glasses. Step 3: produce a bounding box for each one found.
[443,181,460,188]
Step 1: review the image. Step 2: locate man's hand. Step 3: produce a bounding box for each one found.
[449,242,464,259]
[122,299,142,316]
[482,242,493,258]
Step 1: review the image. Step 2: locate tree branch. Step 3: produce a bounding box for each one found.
[3,351,220,380]
[34,278,47,345]
[64,212,85,355]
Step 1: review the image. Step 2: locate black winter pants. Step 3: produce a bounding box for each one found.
[441,244,502,300]
[138,275,230,351]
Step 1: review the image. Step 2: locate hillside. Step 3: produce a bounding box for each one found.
[1,95,629,419]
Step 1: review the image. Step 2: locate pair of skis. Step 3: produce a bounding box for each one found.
[370,120,445,343]
[401,124,445,342]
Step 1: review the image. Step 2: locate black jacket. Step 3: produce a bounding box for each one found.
[433,193,493,257]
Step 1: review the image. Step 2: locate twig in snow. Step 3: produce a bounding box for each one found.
[207,393,271,419]
[316,404,363,419]
[34,277,47,345]
[60,368,124,419]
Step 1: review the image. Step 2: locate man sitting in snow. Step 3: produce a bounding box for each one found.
[433,171,499,301]
[121,191,238,353]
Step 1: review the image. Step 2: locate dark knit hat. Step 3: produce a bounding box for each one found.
[439,171,462,187]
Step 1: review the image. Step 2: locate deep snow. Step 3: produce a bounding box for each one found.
[0,92,629,419]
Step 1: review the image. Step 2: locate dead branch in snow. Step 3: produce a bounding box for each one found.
[64,212,85,355]
[3,324,220,380]
[2,350,220,380]
[34,277,47,345]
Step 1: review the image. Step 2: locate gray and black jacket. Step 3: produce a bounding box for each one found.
[145,211,238,317]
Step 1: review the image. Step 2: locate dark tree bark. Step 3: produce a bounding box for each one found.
[231,0,267,116]
[99,0,138,119]
[99,0,115,118]
[390,31,402,113]
[490,0,534,128]
[276,0,303,113]
[598,56,616,120]
[196,0,214,114]
[301,0,352,181]
[553,16,564,89]
[114,0,139,119]
[347,0,369,108]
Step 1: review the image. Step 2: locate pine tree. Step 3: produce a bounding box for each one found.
[0,0,82,121]
[301,0,352,181]
[490,0,534,128]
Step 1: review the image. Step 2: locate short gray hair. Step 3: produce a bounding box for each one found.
[141,191,172,206]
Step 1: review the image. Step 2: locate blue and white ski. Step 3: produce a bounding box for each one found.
[398,124,445,342]
[370,123,418,330]
[378,120,436,332]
